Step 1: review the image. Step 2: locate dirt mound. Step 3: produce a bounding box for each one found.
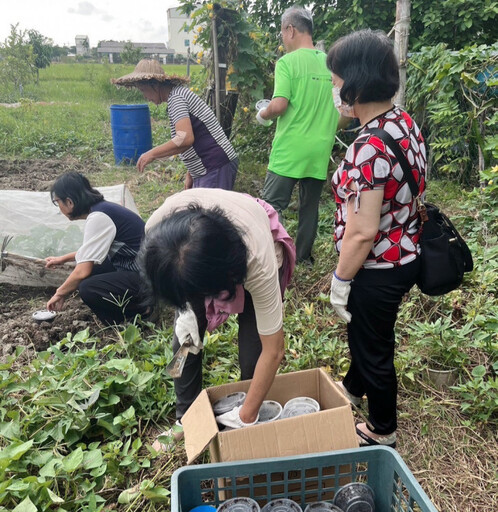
[0,283,99,363]
[0,157,103,190]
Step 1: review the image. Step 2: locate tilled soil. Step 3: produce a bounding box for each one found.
[0,284,99,363]
[0,157,103,190]
[0,158,103,361]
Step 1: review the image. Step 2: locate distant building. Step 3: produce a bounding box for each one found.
[167,7,203,57]
[96,42,174,63]
[75,35,90,56]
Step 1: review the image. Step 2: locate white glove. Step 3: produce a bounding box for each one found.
[330,271,352,323]
[256,109,273,126]
[175,304,203,354]
[215,405,259,429]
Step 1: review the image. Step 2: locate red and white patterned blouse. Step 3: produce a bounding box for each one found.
[331,107,427,269]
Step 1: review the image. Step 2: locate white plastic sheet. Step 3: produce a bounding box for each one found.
[0,185,139,259]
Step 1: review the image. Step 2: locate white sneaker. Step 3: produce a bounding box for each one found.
[152,420,184,452]
[336,381,362,407]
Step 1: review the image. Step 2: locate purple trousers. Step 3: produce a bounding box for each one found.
[192,158,238,190]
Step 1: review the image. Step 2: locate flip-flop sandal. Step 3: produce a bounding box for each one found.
[356,425,396,448]
[335,381,362,406]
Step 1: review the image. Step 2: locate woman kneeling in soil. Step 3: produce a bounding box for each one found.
[45,172,147,324]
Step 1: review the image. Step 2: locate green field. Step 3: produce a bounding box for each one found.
[0,62,496,512]
[0,63,202,171]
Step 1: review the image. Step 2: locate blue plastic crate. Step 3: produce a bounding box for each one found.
[171,446,438,512]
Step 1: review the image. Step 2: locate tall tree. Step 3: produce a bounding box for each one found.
[410,0,498,50]
[27,30,53,81]
[245,0,497,50]
[121,41,143,65]
[0,24,36,95]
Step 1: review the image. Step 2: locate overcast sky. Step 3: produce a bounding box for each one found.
[1,0,182,47]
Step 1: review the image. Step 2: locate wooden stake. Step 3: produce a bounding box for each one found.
[394,0,411,108]
[211,14,221,122]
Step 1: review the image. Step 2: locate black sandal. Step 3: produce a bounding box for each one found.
[356,425,396,448]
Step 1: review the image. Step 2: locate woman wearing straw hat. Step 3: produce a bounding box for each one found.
[112,59,238,190]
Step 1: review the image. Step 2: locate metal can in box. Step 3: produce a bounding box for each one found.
[281,397,320,419]
[212,392,247,415]
[257,400,282,423]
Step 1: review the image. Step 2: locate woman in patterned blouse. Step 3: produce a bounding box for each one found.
[327,30,427,448]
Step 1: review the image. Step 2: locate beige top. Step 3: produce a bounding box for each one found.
[146,189,283,335]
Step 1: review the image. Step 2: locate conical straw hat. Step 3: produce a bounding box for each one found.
[112,59,189,87]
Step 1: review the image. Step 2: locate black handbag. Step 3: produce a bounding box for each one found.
[367,128,473,296]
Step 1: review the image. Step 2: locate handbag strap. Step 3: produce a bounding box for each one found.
[366,127,419,197]
[366,127,428,222]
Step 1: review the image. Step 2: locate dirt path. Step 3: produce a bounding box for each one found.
[0,157,102,190]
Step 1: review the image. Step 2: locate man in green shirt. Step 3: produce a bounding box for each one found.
[257,6,342,264]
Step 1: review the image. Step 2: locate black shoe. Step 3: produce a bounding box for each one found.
[297,256,315,267]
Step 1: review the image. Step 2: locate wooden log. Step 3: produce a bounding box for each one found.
[0,252,73,288]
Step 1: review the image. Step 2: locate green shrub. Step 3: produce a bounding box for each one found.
[0,324,175,510]
[406,43,498,185]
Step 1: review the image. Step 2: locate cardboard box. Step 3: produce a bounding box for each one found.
[181,368,359,464]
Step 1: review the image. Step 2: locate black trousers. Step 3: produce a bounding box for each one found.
[173,289,262,420]
[78,259,147,325]
[343,259,420,435]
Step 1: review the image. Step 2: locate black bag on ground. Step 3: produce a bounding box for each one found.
[367,128,474,296]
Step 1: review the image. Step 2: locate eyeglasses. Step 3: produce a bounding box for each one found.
[278,24,293,40]
[52,198,61,207]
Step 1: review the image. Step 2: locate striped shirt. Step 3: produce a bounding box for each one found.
[167,86,237,177]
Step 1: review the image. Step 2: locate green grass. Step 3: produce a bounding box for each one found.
[0,63,201,162]
[0,62,497,512]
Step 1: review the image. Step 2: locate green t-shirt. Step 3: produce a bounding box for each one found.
[268,48,339,180]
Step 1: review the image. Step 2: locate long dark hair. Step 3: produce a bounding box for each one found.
[327,29,399,105]
[139,204,248,309]
[50,172,104,219]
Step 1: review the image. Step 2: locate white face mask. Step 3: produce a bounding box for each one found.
[333,87,355,117]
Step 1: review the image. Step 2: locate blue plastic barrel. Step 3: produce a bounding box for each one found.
[110,104,153,165]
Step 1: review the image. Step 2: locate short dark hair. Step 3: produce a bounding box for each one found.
[326,29,399,105]
[282,6,313,35]
[50,172,104,219]
[139,204,248,310]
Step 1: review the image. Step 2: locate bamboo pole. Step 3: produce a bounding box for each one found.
[394,0,411,108]
[211,14,221,122]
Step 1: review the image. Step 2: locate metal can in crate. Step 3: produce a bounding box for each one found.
[171,446,438,512]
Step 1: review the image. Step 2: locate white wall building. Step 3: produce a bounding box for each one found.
[167,7,203,58]
[75,35,90,56]
[97,42,174,64]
